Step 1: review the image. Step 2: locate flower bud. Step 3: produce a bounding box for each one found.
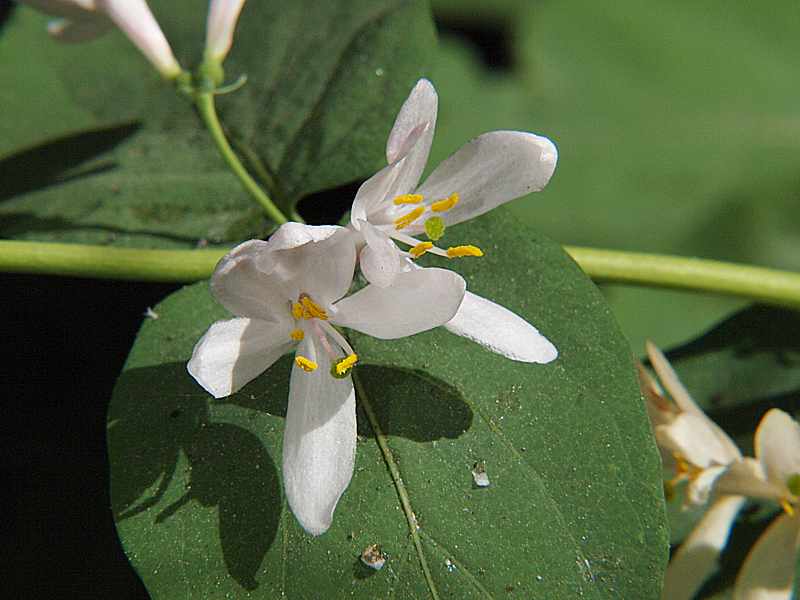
[204,0,246,63]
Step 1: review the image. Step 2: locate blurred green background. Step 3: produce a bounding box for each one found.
[428,0,800,353]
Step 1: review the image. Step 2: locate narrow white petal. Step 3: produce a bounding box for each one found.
[662,495,746,600]
[386,78,438,163]
[686,465,728,507]
[358,220,402,287]
[412,131,557,231]
[211,240,292,321]
[716,459,786,502]
[204,0,246,62]
[647,341,741,461]
[734,512,800,600]
[46,15,110,41]
[187,317,293,399]
[266,222,342,251]
[350,162,401,227]
[283,338,356,536]
[755,409,800,490]
[96,0,181,77]
[656,414,733,469]
[332,268,465,339]
[444,291,556,363]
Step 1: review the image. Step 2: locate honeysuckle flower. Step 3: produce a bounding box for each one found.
[349,78,558,364]
[712,409,800,600]
[21,0,181,78]
[640,342,749,600]
[187,222,466,535]
[204,0,246,63]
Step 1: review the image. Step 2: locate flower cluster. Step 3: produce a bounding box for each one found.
[641,343,800,600]
[20,0,246,77]
[188,79,559,535]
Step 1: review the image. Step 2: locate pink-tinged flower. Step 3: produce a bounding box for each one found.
[349,78,558,364]
[204,0,246,63]
[188,223,466,535]
[21,0,181,78]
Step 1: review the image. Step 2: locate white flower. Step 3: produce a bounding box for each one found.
[187,222,466,535]
[348,78,558,364]
[204,0,246,63]
[21,0,181,78]
[639,341,746,600]
[713,409,800,600]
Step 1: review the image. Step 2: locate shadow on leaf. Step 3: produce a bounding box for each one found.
[108,361,282,591]
[0,122,141,201]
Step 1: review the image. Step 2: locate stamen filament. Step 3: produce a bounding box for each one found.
[447,245,484,258]
[431,192,459,212]
[389,231,449,258]
[318,320,356,357]
[295,356,318,372]
[393,194,423,205]
[394,206,425,230]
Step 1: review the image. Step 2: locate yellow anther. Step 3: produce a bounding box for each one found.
[781,499,796,516]
[291,302,304,320]
[394,206,425,230]
[290,329,305,341]
[409,242,433,258]
[393,194,423,205]
[295,356,318,372]
[300,296,328,320]
[447,245,484,258]
[335,353,358,376]
[431,192,460,212]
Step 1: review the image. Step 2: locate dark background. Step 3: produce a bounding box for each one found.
[1,2,506,597]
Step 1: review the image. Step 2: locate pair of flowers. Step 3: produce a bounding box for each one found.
[20,0,246,76]
[188,78,559,535]
[641,342,800,600]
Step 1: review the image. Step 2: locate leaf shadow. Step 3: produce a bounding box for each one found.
[0,122,141,201]
[108,361,281,591]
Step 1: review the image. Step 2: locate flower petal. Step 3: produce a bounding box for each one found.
[357,220,402,287]
[443,291,557,363]
[686,465,727,506]
[412,130,557,230]
[283,337,356,536]
[204,0,246,62]
[97,0,181,78]
[350,162,402,227]
[332,267,466,339]
[655,413,733,469]
[187,317,294,399]
[734,511,800,600]
[211,240,292,321]
[716,458,785,502]
[647,341,741,461]
[755,409,800,490]
[662,495,746,600]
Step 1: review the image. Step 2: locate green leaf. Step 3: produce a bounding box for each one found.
[647,305,800,598]
[0,0,435,246]
[109,209,667,598]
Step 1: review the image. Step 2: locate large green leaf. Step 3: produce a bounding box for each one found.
[109,209,667,598]
[649,306,800,598]
[0,0,435,247]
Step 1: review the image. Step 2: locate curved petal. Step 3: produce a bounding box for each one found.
[205,0,246,62]
[97,0,181,78]
[331,268,466,339]
[47,15,111,41]
[412,130,557,231]
[656,413,733,469]
[187,317,294,399]
[358,221,402,287]
[734,512,800,600]
[755,409,800,490]
[211,240,292,321]
[283,337,356,536]
[257,224,357,306]
[647,341,741,461]
[350,162,402,228]
[662,495,746,600]
[444,291,557,363]
[686,465,727,507]
[716,459,785,502]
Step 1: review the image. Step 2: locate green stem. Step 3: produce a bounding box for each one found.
[3,241,800,310]
[194,92,288,225]
[565,246,800,308]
